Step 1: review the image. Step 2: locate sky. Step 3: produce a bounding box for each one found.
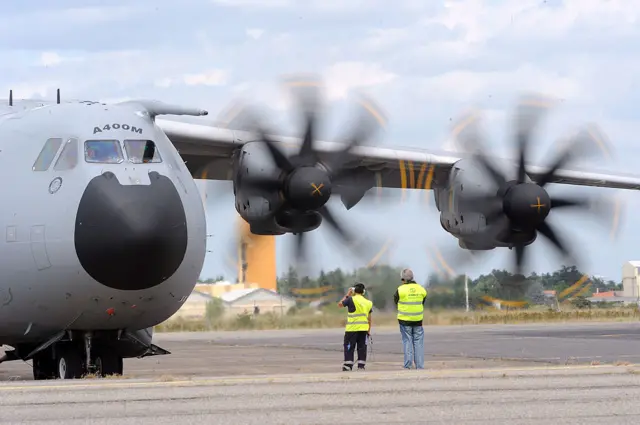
[4,0,640,284]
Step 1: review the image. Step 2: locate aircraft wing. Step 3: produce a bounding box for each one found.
[157,118,640,192]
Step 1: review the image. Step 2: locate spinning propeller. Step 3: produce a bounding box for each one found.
[229,77,392,269]
[436,94,620,281]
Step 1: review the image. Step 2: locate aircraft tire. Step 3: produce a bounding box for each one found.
[93,351,123,377]
[55,346,84,379]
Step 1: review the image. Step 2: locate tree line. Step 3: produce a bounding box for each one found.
[272,264,622,311]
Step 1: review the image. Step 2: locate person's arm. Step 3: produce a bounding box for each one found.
[393,289,399,305]
[338,288,354,307]
[368,311,372,335]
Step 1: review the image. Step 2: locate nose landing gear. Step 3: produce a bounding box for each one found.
[32,331,124,380]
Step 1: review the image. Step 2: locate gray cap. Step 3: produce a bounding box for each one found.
[400,268,414,281]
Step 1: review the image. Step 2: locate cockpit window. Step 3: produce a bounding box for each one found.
[124,140,162,164]
[84,140,124,164]
[33,138,63,171]
[54,138,78,170]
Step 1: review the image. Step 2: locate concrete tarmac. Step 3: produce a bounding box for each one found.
[3,321,640,380]
[1,366,640,424]
[2,322,640,423]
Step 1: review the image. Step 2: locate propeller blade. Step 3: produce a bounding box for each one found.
[452,111,508,189]
[536,124,611,188]
[514,244,526,277]
[475,153,508,190]
[299,113,316,165]
[550,196,590,210]
[513,93,554,183]
[536,221,573,262]
[285,79,322,166]
[259,133,295,173]
[317,205,379,261]
[327,93,387,174]
[427,243,487,280]
[318,205,352,244]
[221,100,296,174]
[294,231,306,264]
[549,193,624,236]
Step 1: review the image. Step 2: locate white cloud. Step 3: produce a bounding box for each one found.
[56,6,140,25]
[183,70,229,86]
[423,0,639,44]
[39,52,63,67]
[415,65,584,106]
[154,77,173,88]
[211,0,291,7]
[323,62,397,101]
[246,28,265,40]
[154,70,229,88]
[0,5,141,33]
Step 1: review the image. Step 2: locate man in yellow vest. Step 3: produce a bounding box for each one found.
[338,282,373,371]
[394,268,427,369]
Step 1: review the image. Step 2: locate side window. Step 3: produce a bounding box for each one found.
[54,138,79,170]
[32,138,63,171]
[124,140,162,164]
[84,140,124,164]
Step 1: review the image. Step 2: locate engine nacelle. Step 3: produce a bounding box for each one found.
[231,141,324,235]
[232,142,283,231]
[436,158,527,250]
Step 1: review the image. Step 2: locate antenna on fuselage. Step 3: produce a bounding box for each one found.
[9,90,12,106]
[56,88,60,104]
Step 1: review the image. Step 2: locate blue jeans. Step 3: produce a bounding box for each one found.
[399,324,424,369]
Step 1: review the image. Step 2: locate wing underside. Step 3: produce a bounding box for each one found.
[157,119,640,192]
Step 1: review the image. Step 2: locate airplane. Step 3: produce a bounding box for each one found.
[0,81,638,381]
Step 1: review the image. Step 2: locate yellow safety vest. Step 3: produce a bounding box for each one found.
[345,294,373,332]
[397,282,427,322]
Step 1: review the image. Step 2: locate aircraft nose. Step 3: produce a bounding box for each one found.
[74,171,188,291]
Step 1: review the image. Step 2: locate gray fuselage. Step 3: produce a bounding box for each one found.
[0,100,206,346]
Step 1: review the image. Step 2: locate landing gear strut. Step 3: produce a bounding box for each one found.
[31,332,123,380]
[20,328,166,380]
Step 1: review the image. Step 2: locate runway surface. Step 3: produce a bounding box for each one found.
[1,366,640,424]
[2,321,640,423]
[3,321,640,380]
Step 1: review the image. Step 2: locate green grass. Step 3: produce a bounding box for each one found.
[154,306,640,333]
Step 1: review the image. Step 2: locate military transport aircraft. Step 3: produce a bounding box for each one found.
[0,80,638,381]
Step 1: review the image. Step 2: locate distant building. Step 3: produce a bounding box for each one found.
[195,281,260,298]
[586,262,640,305]
[167,286,296,322]
[622,261,640,298]
[220,288,296,317]
[170,290,229,320]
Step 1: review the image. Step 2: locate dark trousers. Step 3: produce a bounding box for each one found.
[343,330,368,370]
